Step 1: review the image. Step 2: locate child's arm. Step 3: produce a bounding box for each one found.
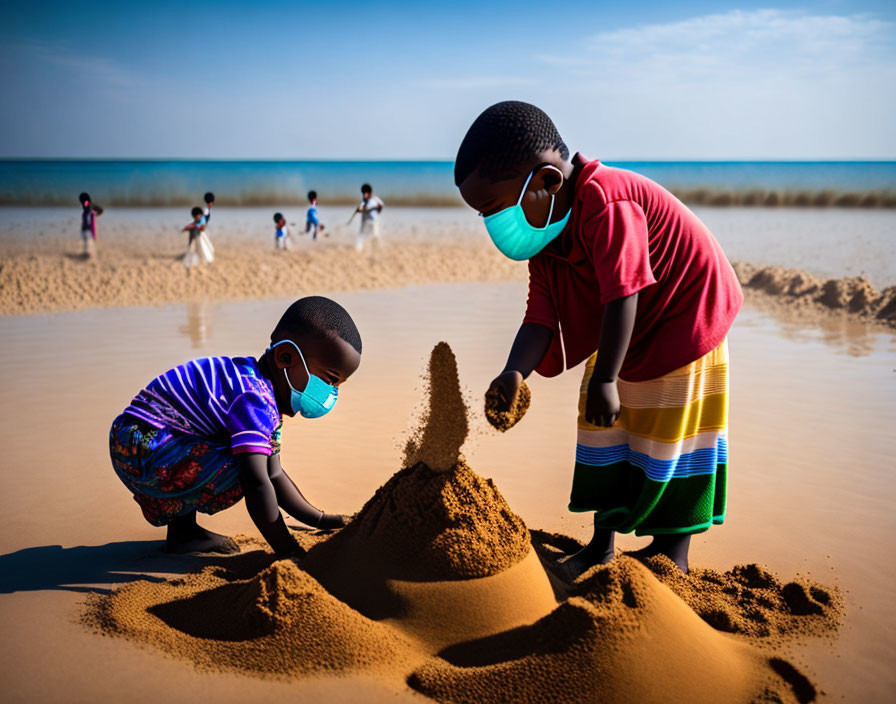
[239,453,303,557]
[486,322,554,412]
[584,292,639,427]
[267,454,345,529]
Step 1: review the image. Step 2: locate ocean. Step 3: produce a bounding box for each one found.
[1,160,895,208]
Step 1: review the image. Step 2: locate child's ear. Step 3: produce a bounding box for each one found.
[537,165,565,196]
[273,348,293,368]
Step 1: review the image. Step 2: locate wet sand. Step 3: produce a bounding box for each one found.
[1,282,894,701]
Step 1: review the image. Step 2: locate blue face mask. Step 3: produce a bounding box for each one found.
[267,340,338,419]
[482,168,571,261]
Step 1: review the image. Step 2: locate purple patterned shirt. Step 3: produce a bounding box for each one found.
[124,356,281,456]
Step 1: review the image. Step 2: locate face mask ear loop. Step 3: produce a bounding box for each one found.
[293,344,311,379]
[516,170,535,206]
[545,192,556,229]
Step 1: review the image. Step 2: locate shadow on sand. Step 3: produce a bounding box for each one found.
[0,541,266,595]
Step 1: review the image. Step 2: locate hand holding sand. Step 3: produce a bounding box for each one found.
[485,371,531,431]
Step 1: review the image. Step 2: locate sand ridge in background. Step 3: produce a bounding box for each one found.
[84,343,840,703]
[731,261,896,328]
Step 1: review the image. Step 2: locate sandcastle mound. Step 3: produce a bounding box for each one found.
[304,341,529,582]
[533,530,842,643]
[304,460,530,582]
[409,557,817,704]
[301,343,542,631]
[83,343,839,702]
[84,554,419,678]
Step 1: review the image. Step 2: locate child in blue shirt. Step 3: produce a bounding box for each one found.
[305,190,325,240]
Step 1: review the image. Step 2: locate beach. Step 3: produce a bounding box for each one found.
[1,206,895,324]
[1,260,895,700]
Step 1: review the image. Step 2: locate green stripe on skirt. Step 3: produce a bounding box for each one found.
[568,461,727,536]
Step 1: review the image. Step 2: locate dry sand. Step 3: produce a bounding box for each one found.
[81,343,839,703]
[0,220,893,330]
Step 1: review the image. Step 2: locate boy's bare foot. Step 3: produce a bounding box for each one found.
[627,534,691,574]
[165,513,241,555]
[558,544,615,581]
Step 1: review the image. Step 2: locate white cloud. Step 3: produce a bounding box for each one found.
[7,39,136,89]
[536,9,896,158]
[538,9,894,81]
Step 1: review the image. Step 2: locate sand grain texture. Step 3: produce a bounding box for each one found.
[484,381,531,432]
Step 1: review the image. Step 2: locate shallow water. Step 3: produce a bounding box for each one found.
[0,281,894,701]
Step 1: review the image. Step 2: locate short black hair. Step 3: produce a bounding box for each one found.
[360,183,372,194]
[191,206,204,217]
[307,190,317,201]
[273,211,283,222]
[272,296,362,354]
[204,191,215,204]
[79,192,90,205]
[454,101,569,186]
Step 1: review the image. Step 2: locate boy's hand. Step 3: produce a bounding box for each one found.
[586,376,620,427]
[486,370,524,413]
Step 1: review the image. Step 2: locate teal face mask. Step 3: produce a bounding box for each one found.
[482,169,571,261]
[267,340,338,419]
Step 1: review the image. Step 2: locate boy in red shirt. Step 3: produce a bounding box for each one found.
[455,101,742,574]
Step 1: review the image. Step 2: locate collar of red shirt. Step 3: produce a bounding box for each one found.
[539,152,598,263]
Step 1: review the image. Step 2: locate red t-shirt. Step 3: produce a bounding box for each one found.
[523,154,743,382]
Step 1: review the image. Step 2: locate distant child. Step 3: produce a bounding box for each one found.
[182,206,206,267]
[273,212,292,250]
[203,191,215,231]
[305,190,326,240]
[79,192,97,256]
[109,296,361,555]
[353,183,383,253]
[455,101,743,574]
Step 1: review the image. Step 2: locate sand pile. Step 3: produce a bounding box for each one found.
[484,380,531,432]
[532,530,842,643]
[301,343,550,644]
[731,261,896,328]
[84,343,838,702]
[304,342,529,584]
[84,545,419,678]
[639,555,843,640]
[409,557,819,704]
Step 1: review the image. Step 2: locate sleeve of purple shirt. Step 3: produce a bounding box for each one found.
[224,391,280,456]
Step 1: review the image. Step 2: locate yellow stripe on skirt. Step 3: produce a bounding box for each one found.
[570,339,729,535]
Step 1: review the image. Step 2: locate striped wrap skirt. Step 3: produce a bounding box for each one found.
[569,339,729,535]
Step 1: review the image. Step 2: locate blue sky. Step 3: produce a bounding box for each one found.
[1,1,894,159]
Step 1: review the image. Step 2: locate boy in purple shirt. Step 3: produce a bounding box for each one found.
[109,296,362,556]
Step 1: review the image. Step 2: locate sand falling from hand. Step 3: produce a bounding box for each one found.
[485,380,531,432]
[83,343,841,703]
